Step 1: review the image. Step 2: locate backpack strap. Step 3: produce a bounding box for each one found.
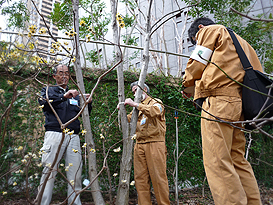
[226,27,253,70]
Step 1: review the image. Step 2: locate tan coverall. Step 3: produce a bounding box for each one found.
[128,96,170,205]
[183,25,262,205]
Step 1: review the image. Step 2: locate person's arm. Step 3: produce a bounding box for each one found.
[127,111,133,123]
[81,94,93,114]
[183,26,218,87]
[87,101,92,114]
[38,87,78,111]
[38,87,64,111]
[124,98,164,118]
[117,101,133,122]
[138,101,164,118]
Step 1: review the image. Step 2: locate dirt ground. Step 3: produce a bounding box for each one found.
[1,185,273,205]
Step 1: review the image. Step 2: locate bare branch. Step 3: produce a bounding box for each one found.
[256,158,273,167]
[230,7,273,22]
[150,2,200,37]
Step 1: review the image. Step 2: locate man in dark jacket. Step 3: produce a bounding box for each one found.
[38,64,92,205]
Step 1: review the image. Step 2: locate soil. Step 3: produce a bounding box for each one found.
[1,185,273,205]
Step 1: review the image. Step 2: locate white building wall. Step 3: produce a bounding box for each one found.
[249,0,273,17]
[122,0,194,77]
[117,0,272,76]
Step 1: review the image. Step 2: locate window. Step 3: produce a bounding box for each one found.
[41,10,51,15]
[176,21,183,33]
[38,38,48,44]
[135,37,139,45]
[176,13,181,18]
[136,62,140,68]
[188,45,195,52]
[176,13,182,23]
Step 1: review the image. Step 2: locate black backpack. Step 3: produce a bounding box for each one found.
[227,27,273,129]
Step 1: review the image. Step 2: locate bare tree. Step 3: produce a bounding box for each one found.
[109,0,134,204]
[71,0,106,204]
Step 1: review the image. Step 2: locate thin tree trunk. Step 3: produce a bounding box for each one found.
[72,0,105,204]
[103,44,108,68]
[136,0,153,92]
[110,0,134,204]
[115,0,154,204]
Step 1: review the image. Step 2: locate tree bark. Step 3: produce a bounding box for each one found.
[114,0,154,204]
[72,0,105,204]
[110,0,134,204]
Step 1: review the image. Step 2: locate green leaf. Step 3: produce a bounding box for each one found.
[1,1,29,29]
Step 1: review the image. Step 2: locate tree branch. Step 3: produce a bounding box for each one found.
[230,7,273,22]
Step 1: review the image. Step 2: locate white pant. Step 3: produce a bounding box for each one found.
[39,131,82,205]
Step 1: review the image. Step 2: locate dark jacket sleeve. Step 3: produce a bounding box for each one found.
[88,100,92,114]
[38,87,66,112]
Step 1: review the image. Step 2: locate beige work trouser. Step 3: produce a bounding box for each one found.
[201,96,261,205]
[134,142,170,205]
[38,131,82,205]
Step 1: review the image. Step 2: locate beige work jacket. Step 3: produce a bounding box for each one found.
[183,25,263,100]
[127,96,166,144]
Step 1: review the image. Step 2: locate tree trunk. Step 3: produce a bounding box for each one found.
[72,0,105,204]
[136,0,153,93]
[110,0,134,204]
[114,0,153,204]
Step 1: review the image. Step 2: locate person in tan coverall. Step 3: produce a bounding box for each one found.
[182,17,262,205]
[124,81,170,205]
